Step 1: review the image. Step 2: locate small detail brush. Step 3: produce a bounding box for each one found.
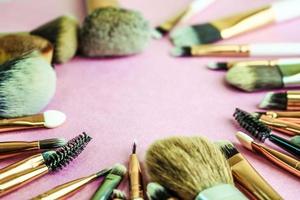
[0,110,66,133]
[152,0,215,39]
[259,91,300,110]
[0,133,92,197]
[170,1,300,46]
[0,137,66,160]
[236,131,300,178]
[91,164,127,200]
[226,63,300,92]
[30,15,79,63]
[0,34,53,64]
[233,108,300,158]
[32,168,111,200]
[146,136,248,200]
[111,189,127,200]
[0,51,56,118]
[217,140,282,200]
[207,58,300,71]
[147,182,179,200]
[171,43,300,57]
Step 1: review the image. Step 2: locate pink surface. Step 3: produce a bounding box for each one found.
[0,0,299,199]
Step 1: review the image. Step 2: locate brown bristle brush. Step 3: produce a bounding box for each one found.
[145,136,248,200]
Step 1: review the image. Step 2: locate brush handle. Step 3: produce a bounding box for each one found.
[272,0,300,22]
[278,58,300,65]
[180,0,215,23]
[249,43,300,57]
[91,174,122,200]
[282,73,300,87]
[269,134,300,158]
[86,0,119,14]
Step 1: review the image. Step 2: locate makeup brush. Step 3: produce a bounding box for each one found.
[225,63,300,92]
[170,0,300,46]
[259,91,300,110]
[207,58,300,71]
[0,34,53,64]
[147,182,179,200]
[111,189,127,200]
[30,15,79,63]
[0,132,92,197]
[0,110,66,133]
[236,131,300,178]
[145,136,247,200]
[91,164,127,200]
[217,140,282,200]
[233,108,300,158]
[129,142,144,200]
[79,0,151,57]
[0,137,66,160]
[171,43,300,58]
[31,168,111,200]
[0,51,56,118]
[152,0,215,39]
[290,136,300,147]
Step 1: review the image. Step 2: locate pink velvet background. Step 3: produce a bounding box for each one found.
[0,0,299,199]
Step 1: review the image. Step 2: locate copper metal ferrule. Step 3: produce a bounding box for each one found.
[0,164,49,197]
[86,0,119,14]
[251,142,300,177]
[129,154,144,200]
[212,5,275,39]
[287,91,300,110]
[0,141,41,160]
[191,44,250,57]
[0,114,46,133]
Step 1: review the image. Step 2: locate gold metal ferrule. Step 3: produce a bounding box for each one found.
[129,154,144,200]
[287,91,300,110]
[212,5,275,39]
[229,59,278,69]
[0,114,45,133]
[191,44,250,57]
[0,141,40,160]
[86,0,119,14]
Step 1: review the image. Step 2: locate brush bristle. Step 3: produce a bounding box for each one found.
[147,182,174,200]
[79,7,151,57]
[31,15,79,63]
[145,136,233,199]
[170,47,191,57]
[110,163,127,177]
[170,23,222,46]
[43,110,66,128]
[151,27,166,39]
[44,132,92,172]
[226,65,283,92]
[0,51,56,118]
[290,136,300,147]
[259,92,287,110]
[39,138,66,149]
[215,140,239,159]
[111,189,127,199]
[0,34,53,64]
[235,131,254,151]
[207,62,228,70]
[233,108,270,142]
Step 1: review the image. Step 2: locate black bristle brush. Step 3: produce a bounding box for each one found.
[0,133,91,197]
[233,108,300,158]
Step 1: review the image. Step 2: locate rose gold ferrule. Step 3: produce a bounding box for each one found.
[129,154,144,200]
[0,141,39,153]
[287,91,300,110]
[0,153,45,180]
[265,111,300,119]
[251,142,300,177]
[32,173,98,200]
[86,0,119,14]
[212,6,275,39]
[191,44,250,57]
[229,59,278,69]
[228,153,282,200]
[0,114,45,133]
[0,164,49,197]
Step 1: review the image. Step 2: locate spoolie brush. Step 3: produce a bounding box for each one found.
[147,182,178,200]
[145,136,247,200]
[233,108,300,158]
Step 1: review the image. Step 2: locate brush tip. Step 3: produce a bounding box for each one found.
[111,163,127,176]
[170,26,199,46]
[258,92,274,109]
[290,135,300,147]
[43,110,66,128]
[235,131,253,151]
[147,182,172,200]
[215,140,239,159]
[151,29,164,39]
[207,62,228,70]
[132,141,137,154]
[111,189,127,199]
[39,138,67,149]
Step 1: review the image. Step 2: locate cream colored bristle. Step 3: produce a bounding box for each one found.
[235,131,254,151]
[145,136,233,200]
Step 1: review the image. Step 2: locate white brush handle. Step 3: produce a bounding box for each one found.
[180,0,216,23]
[278,58,300,65]
[283,73,300,87]
[272,0,300,22]
[249,43,300,57]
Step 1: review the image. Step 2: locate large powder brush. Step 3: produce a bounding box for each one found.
[145,136,247,200]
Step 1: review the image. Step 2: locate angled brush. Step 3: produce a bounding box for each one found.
[260,91,300,111]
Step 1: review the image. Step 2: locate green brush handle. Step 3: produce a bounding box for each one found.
[91,173,122,200]
[195,184,248,200]
[278,64,300,77]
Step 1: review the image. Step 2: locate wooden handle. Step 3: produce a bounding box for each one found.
[86,0,119,14]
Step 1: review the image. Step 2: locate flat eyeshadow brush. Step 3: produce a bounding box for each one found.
[0,110,66,133]
[236,131,300,178]
[0,138,66,160]
[260,91,300,111]
[152,0,215,39]
[171,43,300,57]
[170,0,300,46]
[207,58,300,71]
[233,108,300,158]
